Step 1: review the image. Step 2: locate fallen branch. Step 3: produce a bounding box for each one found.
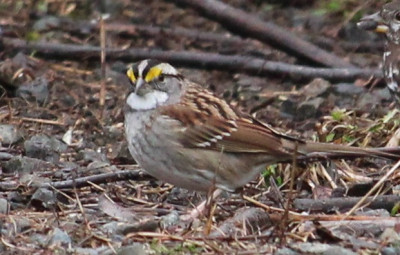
[167,0,354,68]
[44,16,384,54]
[345,160,400,217]
[59,19,248,47]
[40,169,149,189]
[318,219,400,240]
[1,37,381,81]
[294,194,400,212]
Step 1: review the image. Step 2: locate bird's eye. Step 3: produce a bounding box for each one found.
[395,11,400,21]
[158,74,165,82]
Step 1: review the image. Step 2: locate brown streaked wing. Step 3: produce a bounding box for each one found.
[215,118,292,156]
[158,83,297,156]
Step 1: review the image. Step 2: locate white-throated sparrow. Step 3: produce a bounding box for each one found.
[358,1,400,103]
[124,59,399,192]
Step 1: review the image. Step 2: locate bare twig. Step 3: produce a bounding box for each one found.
[0,37,381,81]
[99,16,106,109]
[18,117,65,126]
[345,160,400,217]
[294,194,400,212]
[167,0,354,68]
[39,17,384,54]
[40,169,147,189]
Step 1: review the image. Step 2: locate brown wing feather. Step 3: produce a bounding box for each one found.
[158,82,299,156]
[217,119,291,155]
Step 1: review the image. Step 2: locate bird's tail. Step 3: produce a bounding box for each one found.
[283,140,400,160]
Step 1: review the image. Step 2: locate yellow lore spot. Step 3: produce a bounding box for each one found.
[127,68,136,83]
[375,25,389,33]
[145,67,162,82]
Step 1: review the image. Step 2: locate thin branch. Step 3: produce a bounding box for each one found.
[294,194,400,212]
[40,169,148,189]
[345,160,400,217]
[99,16,106,108]
[167,0,354,68]
[37,16,383,54]
[0,37,382,81]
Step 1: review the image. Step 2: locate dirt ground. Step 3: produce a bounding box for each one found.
[0,0,400,254]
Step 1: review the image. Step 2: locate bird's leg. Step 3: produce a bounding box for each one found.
[186,146,225,220]
[181,188,222,221]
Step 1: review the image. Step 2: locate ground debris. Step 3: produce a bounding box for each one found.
[0,0,399,254]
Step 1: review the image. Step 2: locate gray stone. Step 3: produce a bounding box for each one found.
[117,244,146,255]
[87,161,110,172]
[108,141,132,161]
[324,246,357,255]
[160,211,179,229]
[0,152,13,160]
[16,77,49,105]
[2,156,54,174]
[69,247,110,255]
[24,134,67,163]
[47,227,71,246]
[289,243,357,255]
[355,209,390,217]
[0,124,23,145]
[0,198,9,214]
[30,233,48,246]
[33,16,61,32]
[300,78,331,99]
[31,188,55,209]
[356,93,381,110]
[333,83,364,96]
[101,221,126,240]
[14,217,31,233]
[376,87,393,101]
[78,149,109,164]
[381,228,400,243]
[280,99,297,119]
[382,247,400,255]
[101,220,158,236]
[102,221,120,235]
[296,97,324,120]
[274,247,299,255]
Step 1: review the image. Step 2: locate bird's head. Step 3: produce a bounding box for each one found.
[358,2,400,44]
[125,59,184,110]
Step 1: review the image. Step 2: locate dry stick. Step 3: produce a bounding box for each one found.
[112,23,381,54]
[50,17,384,54]
[93,24,384,54]
[0,37,381,81]
[40,169,145,189]
[345,160,400,217]
[167,0,354,68]
[294,194,400,212]
[280,142,298,244]
[61,21,247,47]
[19,116,65,126]
[99,16,106,109]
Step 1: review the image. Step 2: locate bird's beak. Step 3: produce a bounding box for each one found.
[357,11,389,33]
[134,77,144,94]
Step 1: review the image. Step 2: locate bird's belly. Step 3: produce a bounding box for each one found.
[124,112,275,192]
[124,112,211,191]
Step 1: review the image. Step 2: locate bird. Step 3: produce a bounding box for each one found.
[358,1,400,103]
[124,59,399,193]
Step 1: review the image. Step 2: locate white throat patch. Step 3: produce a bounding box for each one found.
[127,91,169,110]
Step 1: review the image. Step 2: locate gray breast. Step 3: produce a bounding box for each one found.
[383,43,400,102]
